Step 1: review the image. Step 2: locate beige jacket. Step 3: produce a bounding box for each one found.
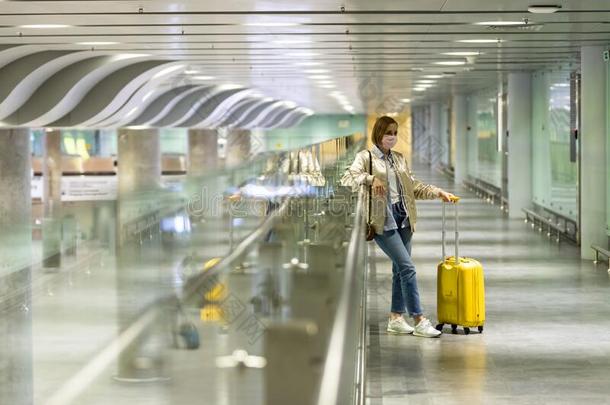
[341,147,442,234]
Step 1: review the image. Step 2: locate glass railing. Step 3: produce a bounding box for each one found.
[27,132,370,405]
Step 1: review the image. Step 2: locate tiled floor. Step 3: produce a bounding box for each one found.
[366,164,610,405]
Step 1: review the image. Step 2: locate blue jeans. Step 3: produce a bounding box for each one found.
[374,202,424,317]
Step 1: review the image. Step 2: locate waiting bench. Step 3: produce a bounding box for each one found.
[522,208,564,244]
[591,245,610,273]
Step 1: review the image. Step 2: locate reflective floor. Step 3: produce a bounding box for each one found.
[366,161,610,405]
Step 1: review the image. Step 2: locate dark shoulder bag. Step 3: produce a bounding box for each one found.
[365,150,376,241]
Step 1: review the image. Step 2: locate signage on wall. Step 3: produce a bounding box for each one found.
[31,175,186,201]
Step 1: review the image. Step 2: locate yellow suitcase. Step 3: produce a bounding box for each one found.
[435,201,485,335]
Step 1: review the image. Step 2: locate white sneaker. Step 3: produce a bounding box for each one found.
[387,317,414,334]
[413,318,442,338]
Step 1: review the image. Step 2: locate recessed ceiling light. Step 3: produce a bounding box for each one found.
[304,69,330,74]
[423,75,444,79]
[243,22,300,27]
[287,52,320,57]
[475,21,527,26]
[434,61,466,66]
[414,88,427,92]
[309,75,331,80]
[193,76,215,80]
[416,80,436,84]
[76,41,119,45]
[317,80,335,85]
[319,84,336,89]
[273,39,312,45]
[20,24,71,29]
[443,51,481,56]
[457,39,503,44]
[400,98,411,103]
[295,62,323,67]
[528,5,561,13]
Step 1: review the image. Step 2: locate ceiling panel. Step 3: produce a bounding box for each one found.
[0,0,607,115]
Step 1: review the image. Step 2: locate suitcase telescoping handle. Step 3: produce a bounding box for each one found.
[441,200,459,261]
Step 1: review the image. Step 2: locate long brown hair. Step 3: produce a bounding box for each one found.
[371,116,398,146]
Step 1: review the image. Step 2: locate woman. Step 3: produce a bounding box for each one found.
[342,116,457,338]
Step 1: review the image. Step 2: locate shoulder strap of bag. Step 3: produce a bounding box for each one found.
[368,150,372,224]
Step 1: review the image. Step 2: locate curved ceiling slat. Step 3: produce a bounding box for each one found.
[189,89,256,128]
[50,60,175,127]
[242,102,290,129]
[151,86,220,127]
[229,100,277,129]
[2,55,154,127]
[0,45,308,129]
[216,98,266,128]
[125,84,199,127]
[261,107,298,129]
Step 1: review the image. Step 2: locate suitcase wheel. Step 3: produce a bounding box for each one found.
[435,323,444,332]
[451,324,458,334]
[478,325,484,333]
[463,327,471,335]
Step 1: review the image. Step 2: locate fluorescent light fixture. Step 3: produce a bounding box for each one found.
[423,74,444,79]
[400,98,411,103]
[244,22,300,27]
[528,5,561,13]
[125,125,150,130]
[553,83,570,87]
[417,84,435,88]
[193,75,215,80]
[152,64,185,79]
[434,61,466,66]
[458,39,503,44]
[273,39,312,45]
[443,51,481,56]
[184,69,200,74]
[20,24,71,29]
[414,87,427,92]
[317,80,335,85]
[475,21,527,26]
[295,62,323,67]
[304,69,329,74]
[416,80,436,84]
[319,84,336,89]
[76,41,119,45]
[309,75,331,80]
[288,52,320,57]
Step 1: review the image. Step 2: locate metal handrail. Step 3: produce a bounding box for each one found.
[316,184,367,405]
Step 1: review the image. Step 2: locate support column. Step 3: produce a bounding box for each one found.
[453,95,468,185]
[507,73,533,219]
[0,129,33,405]
[225,129,251,169]
[429,102,441,165]
[188,129,218,177]
[440,101,450,166]
[580,46,607,259]
[115,128,165,381]
[42,129,62,268]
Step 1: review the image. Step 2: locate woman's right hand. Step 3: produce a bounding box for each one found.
[372,177,386,197]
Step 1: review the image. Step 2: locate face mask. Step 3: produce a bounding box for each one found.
[381,135,397,150]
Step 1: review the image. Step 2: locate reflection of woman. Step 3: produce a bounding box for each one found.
[342,116,457,338]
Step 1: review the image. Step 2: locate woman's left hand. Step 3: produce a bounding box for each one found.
[438,190,459,203]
